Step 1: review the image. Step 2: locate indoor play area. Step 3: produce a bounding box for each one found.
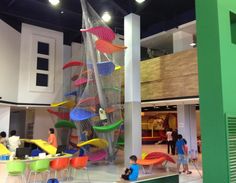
[3,0,231,182]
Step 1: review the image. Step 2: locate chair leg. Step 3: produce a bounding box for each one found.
[33,172,36,183]
[46,170,50,183]
[27,171,32,183]
[86,168,90,183]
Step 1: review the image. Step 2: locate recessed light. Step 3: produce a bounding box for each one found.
[135,0,146,4]
[190,43,196,47]
[102,12,111,22]
[49,0,60,6]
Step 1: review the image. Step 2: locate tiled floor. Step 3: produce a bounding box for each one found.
[61,144,203,183]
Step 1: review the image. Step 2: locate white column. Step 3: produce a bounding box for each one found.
[0,106,10,136]
[177,105,198,158]
[173,31,193,53]
[124,13,141,165]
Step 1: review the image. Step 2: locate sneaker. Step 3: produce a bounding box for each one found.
[187,171,192,174]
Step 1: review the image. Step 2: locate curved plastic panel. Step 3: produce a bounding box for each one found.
[70,108,96,121]
[74,78,93,87]
[97,61,115,76]
[77,138,108,149]
[93,119,124,133]
[95,39,127,54]
[145,152,176,164]
[88,150,107,162]
[103,87,121,92]
[55,120,77,129]
[64,90,78,97]
[63,61,85,69]
[47,109,70,120]
[81,26,115,42]
[51,100,75,109]
[78,97,99,105]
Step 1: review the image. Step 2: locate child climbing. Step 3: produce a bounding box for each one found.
[121,155,139,181]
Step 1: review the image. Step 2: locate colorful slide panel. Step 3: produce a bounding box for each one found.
[97,61,115,76]
[74,78,94,87]
[145,152,176,164]
[95,39,127,54]
[64,90,78,97]
[78,97,99,106]
[88,150,107,162]
[105,106,117,114]
[80,26,115,42]
[115,65,122,70]
[55,120,77,129]
[77,138,108,149]
[22,139,57,155]
[51,100,75,109]
[70,108,97,121]
[93,119,124,133]
[63,60,85,69]
[0,143,11,155]
[103,86,121,92]
[47,109,69,120]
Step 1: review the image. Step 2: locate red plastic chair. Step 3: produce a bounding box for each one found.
[50,158,70,180]
[70,156,90,182]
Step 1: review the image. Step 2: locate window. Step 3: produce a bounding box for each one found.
[30,35,55,92]
[38,42,49,55]
[36,73,48,86]
[37,58,49,71]
[230,11,236,44]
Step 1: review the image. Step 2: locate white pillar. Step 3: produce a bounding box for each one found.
[124,13,141,165]
[0,106,10,136]
[173,31,193,53]
[177,104,198,158]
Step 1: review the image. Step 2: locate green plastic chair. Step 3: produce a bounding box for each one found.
[28,159,50,183]
[6,161,26,182]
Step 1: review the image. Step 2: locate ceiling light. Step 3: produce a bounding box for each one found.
[190,43,196,47]
[135,0,146,4]
[102,12,111,22]
[60,10,64,14]
[49,0,60,6]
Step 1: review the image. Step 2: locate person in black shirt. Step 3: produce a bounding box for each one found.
[171,129,178,155]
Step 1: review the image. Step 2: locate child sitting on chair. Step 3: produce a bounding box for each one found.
[121,155,139,181]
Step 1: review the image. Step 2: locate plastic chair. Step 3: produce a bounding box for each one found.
[50,158,70,181]
[28,159,50,183]
[70,156,90,182]
[6,161,26,183]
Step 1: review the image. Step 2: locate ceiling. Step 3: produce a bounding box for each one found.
[0,0,195,45]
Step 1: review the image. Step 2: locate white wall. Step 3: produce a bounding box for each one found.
[0,106,11,136]
[0,20,20,102]
[17,23,63,104]
[173,31,193,53]
[33,108,57,141]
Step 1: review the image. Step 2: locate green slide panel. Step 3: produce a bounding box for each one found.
[103,87,121,92]
[93,120,123,133]
[55,120,77,129]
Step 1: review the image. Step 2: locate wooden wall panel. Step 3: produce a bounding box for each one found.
[140,48,198,101]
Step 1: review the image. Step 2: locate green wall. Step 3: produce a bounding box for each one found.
[196,0,236,182]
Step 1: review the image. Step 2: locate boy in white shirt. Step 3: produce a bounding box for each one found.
[7,130,21,152]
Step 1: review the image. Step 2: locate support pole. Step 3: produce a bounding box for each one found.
[124,13,141,166]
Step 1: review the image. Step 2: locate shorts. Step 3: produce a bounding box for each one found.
[178,154,187,164]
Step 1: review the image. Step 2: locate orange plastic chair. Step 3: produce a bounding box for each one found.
[50,158,70,180]
[70,156,90,182]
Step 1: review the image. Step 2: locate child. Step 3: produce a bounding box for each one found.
[0,131,7,146]
[121,155,139,181]
[183,139,192,174]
